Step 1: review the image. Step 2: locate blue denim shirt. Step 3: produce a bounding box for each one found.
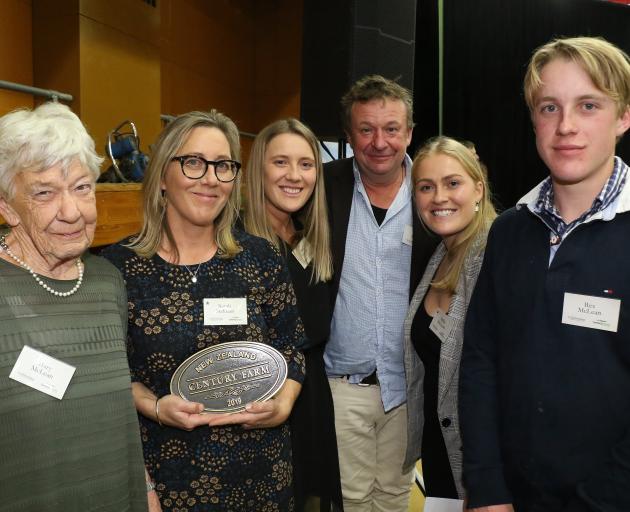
[325,156,413,411]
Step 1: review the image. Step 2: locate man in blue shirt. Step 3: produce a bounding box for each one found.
[324,75,436,511]
[460,37,630,511]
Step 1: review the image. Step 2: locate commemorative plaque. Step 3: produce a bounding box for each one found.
[170,341,288,413]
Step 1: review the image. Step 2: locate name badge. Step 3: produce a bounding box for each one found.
[204,298,248,325]
[9,345,76,400]
[402,224,413,246]
[561,292,621,333]
[429,309,455,342]
[423,497,464,512]
[292,238,313,269]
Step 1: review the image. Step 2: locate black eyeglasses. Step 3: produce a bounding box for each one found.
[171,155,241,182]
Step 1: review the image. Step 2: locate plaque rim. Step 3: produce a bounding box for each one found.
[170,341,288,413]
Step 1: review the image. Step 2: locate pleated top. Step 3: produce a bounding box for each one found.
[0,253,147,512]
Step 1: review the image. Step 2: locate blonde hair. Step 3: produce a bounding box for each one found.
[244,118,332,283]
[412,136,497,293]
[128,110,242,261]
[524,36,630,117]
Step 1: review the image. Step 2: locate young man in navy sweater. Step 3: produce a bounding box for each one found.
[459,37,630,512]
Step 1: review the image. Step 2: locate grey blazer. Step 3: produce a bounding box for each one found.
[402,234,487,498]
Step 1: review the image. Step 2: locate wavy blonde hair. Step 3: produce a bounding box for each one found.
[244,118,332,283]
[128,110,242,261]
[412,136,497,293]
[524,36,630,118]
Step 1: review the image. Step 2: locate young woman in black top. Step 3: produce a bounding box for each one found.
[244,119,342,512]
[403,137,496,500]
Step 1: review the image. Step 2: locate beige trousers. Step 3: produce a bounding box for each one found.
[328,377,413,512]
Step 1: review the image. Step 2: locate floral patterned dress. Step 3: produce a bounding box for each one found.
[103,230,306,512]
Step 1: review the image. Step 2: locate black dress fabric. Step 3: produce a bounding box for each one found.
[102,231,306,512]
[410,298,459,499]
[282,241,343,512]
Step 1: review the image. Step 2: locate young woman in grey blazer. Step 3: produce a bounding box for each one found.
[403,136,496,499]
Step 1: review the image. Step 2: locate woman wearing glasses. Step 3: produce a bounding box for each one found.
[103,110,305,512]
[244,119,342,512]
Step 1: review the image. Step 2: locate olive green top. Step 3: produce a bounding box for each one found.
[0,253,147,512]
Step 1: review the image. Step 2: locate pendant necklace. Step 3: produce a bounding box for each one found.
[183,263,202,283]
[0,234,83,297]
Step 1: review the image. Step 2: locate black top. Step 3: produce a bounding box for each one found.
[411,298,458,499]
[281,241,343,512]
[282,242,330,350]
[371,204,388,226]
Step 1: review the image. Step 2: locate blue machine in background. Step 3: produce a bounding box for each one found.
[98,120,148,183]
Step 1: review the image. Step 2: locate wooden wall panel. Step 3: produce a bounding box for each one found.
[0,0,34,114]
[6,0,304,137]
[79,0,160,44]
[78,12,161,161]
[160,0,256,134]
[3,0,305,245]
[33,0,161,164]
[252,0,303,131]
[32,0,81,110]
[159,0,303,168]
[93,184,143,246]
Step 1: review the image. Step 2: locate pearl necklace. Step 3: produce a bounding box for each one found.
[0,235,84,297]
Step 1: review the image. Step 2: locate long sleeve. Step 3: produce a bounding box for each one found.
[458,224,513,507]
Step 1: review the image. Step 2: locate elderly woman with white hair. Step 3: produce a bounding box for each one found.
[0,102,149,512]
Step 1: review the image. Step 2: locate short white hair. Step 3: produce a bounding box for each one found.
[0,102,103,198]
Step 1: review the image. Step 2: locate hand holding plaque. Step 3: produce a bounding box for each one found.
[170,341,288,414]
[153,393,207,431]
[206,378,301,429]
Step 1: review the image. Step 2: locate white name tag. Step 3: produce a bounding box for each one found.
[423,497,464,512]
[9,345,76,400]
[561,292,621,333]
[402,224,413,246]
[203,298,248,325]
[292,238,313,269]
[429,309,455,342]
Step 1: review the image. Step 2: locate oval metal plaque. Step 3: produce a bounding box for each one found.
[170,341,288,413]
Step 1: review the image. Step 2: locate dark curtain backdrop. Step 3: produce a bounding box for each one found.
[412,0,440,153]
[414,0,630,210]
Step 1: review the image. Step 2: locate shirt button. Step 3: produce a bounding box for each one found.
[441,418,451,428]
